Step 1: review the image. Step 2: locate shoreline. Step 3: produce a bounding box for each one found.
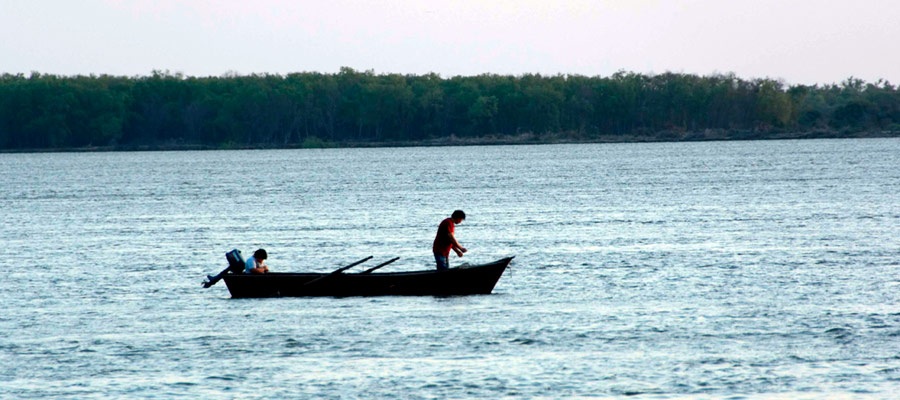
[2,130,898,154]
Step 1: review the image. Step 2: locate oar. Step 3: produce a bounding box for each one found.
[302,256,373,286]
[359,257,400,274]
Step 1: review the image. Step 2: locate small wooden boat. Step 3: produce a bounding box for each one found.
[219,257,514,298]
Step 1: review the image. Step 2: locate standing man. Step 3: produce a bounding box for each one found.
[433,210,467,271]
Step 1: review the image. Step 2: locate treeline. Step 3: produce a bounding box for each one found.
[1,69,899,150]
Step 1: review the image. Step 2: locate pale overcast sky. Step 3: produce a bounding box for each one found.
[1,0,898,85]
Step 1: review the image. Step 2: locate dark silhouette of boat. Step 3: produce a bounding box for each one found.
[218,257,513,298]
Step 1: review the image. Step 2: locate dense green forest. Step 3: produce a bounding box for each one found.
[1,69,898,150]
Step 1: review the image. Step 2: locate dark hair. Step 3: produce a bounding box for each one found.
[254,249,268,260]
[451,210,466,220]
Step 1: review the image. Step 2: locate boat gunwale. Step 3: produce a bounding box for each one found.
[222,257,513,278]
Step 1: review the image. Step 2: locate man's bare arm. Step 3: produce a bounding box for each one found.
[449,233,467,256]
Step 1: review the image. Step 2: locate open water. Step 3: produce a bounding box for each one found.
[2,139,900,399]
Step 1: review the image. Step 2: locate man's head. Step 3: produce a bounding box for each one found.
[451,210,466,224]
[254,249,268,260]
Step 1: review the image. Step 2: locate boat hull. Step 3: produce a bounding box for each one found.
[221,257,513,298]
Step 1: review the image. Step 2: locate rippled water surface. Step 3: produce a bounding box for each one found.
[3,139,900,398]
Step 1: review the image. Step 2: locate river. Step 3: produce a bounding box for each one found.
[2,138,899,398]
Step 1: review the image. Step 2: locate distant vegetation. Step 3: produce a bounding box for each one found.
[1,69,898,150]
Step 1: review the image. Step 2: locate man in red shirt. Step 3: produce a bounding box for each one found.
[433,210,467,271]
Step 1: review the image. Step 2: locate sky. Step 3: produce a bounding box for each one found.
[1,0,899,85]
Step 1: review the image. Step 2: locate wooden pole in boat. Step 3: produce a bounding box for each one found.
[302,256,373,286]
[359,257,400,274]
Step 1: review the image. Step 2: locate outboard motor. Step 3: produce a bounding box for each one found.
[225,249,245,273]
[203,249,245,288]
